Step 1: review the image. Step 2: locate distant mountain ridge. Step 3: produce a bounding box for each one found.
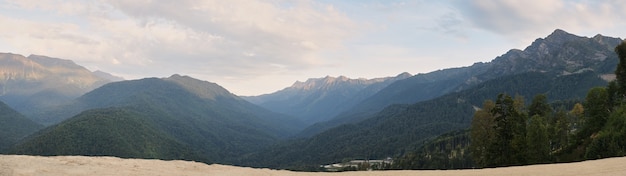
[296,29,623,137]
[2,29,623,171]
[14,74,304,163]
[32,74,304,131]
[0,53,120,116]
[0,100,43,151]
[243,72,412,125]
[241,29,623,169]
[93,70,125,82]
[484,29,620,78]
[245,71,611,170]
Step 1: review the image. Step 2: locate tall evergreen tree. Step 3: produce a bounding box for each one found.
[606,81,620,107]
[553,110,569,151]
[510,95,528,165]
[490,94,514,167]
[526,114,550,164]
[614,41,626,95]
[585,105,626,159]
[529,94,552,117]
[581,87,610,138]
[470,100,496,168]
[490,94,527,166]
[583,41,626,159]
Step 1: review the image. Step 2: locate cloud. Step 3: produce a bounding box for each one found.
[3,0,624,95]
[0,0,356,80]
[454,0,626,42]
[104,0,356,72]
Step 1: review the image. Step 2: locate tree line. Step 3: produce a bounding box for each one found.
[471,41,626,168]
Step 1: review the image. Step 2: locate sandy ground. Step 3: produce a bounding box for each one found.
[1,155,626,176]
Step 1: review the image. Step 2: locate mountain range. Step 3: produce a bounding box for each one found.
[0,29,623,171]
[0,100,43,151]
[239,29,623,170]
[11,75,303,163]
[243,72,412,125]
[291,29,621,138]
[0,53,121,117]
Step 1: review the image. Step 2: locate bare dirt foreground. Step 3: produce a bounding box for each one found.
[1,155,626,176]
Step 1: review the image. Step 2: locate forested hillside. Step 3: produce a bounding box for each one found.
[393,130,473,170]
[0,101,43,151]
[243,70,608,170]
[244,73,411,125]
[394,40,626,170]
[11,108,204,162]
[12,75,302,164]
[298,29,621,138]
[2,30,623,172]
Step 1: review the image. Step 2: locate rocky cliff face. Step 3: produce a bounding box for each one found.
[486,29,622,77]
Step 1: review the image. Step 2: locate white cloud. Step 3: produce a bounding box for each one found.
[2,0,624,95]
[0,0,358,94]
[103,0,356,68]
[454,0,626,43]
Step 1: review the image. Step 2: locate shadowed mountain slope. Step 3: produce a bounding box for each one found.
[244,73,411,125]
[241,29,622,170]
[15,75,303,164]
[0,53,118,117]
[0,101,43,151]
[297,29,622,137]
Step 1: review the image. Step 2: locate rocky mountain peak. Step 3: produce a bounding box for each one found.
[488,29,623,77]
[544,29,581,43]
[290,75,392,91]
[592,34,624,48]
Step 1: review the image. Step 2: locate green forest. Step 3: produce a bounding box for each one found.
[394,40,626,170]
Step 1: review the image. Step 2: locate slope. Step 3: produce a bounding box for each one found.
[10,108,204,162]
[245,70,608,170]
[0,101,43,151]
[298,29,623,137]
[244,73,411,125]
[0,53,117,118]
[19,74,303,163]
[297,65,489,137]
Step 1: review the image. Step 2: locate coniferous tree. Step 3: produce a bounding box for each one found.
[607,81,620,107]
[583,41,626,160]
[526,114,550,164]
[614,41,626,95]
[510,95,528,165]
[489,94,527,166]
[470,100,496,167]
[553,109,569,151]
[580,87,610,138]
[489,94,513,167]
[529,94,552,117]
[585,105,626,159]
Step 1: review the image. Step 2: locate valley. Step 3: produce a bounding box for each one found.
[1,29,626,173]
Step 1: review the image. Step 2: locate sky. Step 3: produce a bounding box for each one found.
[0,0,625,96]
